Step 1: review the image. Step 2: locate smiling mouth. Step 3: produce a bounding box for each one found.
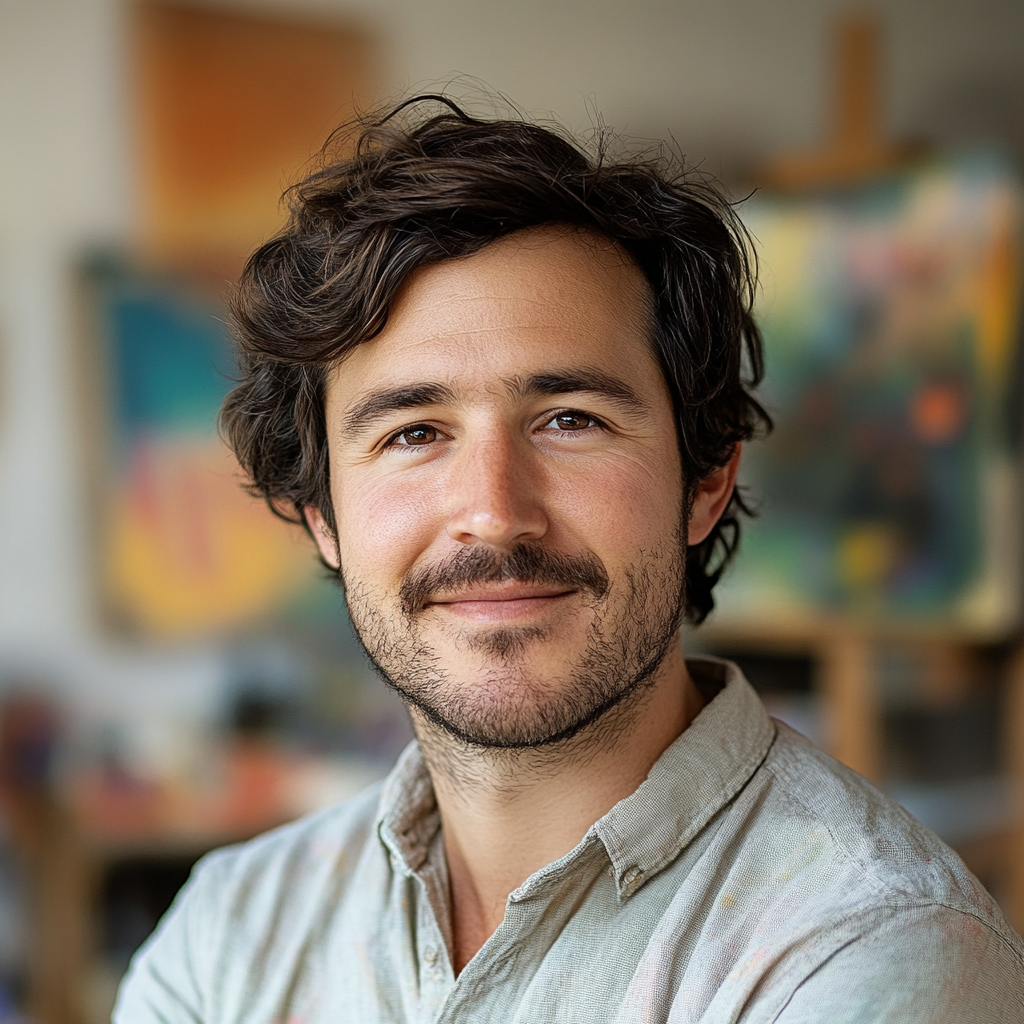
[426,584,575,622]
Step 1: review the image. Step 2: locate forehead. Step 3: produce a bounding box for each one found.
[329,226,662,398]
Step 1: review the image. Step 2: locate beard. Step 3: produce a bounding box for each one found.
[342,538,687,751]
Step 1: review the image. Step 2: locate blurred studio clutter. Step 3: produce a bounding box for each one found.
[2,2,1024,1021]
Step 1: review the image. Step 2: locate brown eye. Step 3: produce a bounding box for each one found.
[395,425,437,446]
[550,411,594,431]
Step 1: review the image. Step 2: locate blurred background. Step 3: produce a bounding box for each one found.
[1,0,1023,1020]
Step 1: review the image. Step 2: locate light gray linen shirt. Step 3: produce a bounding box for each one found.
[115,659,1024,1023]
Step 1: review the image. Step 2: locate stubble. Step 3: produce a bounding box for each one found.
[342,537,688,755]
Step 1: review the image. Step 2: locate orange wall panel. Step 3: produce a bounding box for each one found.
[134,1,374,266]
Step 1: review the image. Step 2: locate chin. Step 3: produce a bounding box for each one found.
[460,624,548,660]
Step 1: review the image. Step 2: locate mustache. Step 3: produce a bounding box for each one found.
[400,543,610,615]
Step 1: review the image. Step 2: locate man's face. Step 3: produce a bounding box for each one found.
[310,228,689,749]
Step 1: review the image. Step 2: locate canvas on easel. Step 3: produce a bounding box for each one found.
[719,154,1023,633]
[710,14,1023,635]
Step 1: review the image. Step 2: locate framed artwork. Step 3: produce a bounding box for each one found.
[82,257,335,639]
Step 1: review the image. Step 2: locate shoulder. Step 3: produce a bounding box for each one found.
[114,781,386,1023]
[753,722,1023,957]
[192,778,385,911]
[764,726,995,907]
[687,723,1024,1019]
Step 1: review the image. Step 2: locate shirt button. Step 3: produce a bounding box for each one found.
[622,866,640,885]
[423,945,438,964]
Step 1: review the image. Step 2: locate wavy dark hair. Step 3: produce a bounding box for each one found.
[221,95,770,625]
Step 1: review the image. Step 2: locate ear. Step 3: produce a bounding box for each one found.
[687,444,742,546]
[304,506,341,570]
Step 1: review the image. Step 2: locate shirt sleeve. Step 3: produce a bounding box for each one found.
[111,851,228,1024]
[774,903,1024,1024]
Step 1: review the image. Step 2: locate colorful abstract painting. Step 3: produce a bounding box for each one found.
[86,259,330,638]
[719,154,1023,630]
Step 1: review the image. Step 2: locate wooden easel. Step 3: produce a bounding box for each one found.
[758,13,924,191]
[1007,649,1024,931]
[727,13,1024,934]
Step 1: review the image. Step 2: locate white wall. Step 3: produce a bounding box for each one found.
[1,0,1022,752]
[219,0,1024,171]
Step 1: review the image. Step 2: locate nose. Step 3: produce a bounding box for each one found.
[445,431,549,548]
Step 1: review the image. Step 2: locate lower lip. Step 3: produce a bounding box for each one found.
[429,593,573,623]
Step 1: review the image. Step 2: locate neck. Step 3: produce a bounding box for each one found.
[411,642,703,973]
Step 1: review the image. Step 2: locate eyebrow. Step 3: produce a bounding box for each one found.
[339,367,647,439]
[340,383,458,438]
[514,368,645,410]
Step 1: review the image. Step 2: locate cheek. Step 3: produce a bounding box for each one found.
[547,448,683,556]
[332,472,447,585]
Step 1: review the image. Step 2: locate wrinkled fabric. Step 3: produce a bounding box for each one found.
[115,659,1024,1023]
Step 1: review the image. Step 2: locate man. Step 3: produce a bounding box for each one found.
[116,98,1024,1022]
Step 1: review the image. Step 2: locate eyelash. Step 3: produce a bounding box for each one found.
[380,409,604,451]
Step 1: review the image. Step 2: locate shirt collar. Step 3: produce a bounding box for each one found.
[595,657,776,898]
[377,741,440,873]
[375,658,776,894]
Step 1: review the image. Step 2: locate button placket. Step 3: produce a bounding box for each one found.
[431,897,537,1024]
[415,880,453,1024]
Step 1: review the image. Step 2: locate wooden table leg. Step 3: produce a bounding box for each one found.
[25,804,96,1024]
[819,629,881,782]
[1005,643,1024,934]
